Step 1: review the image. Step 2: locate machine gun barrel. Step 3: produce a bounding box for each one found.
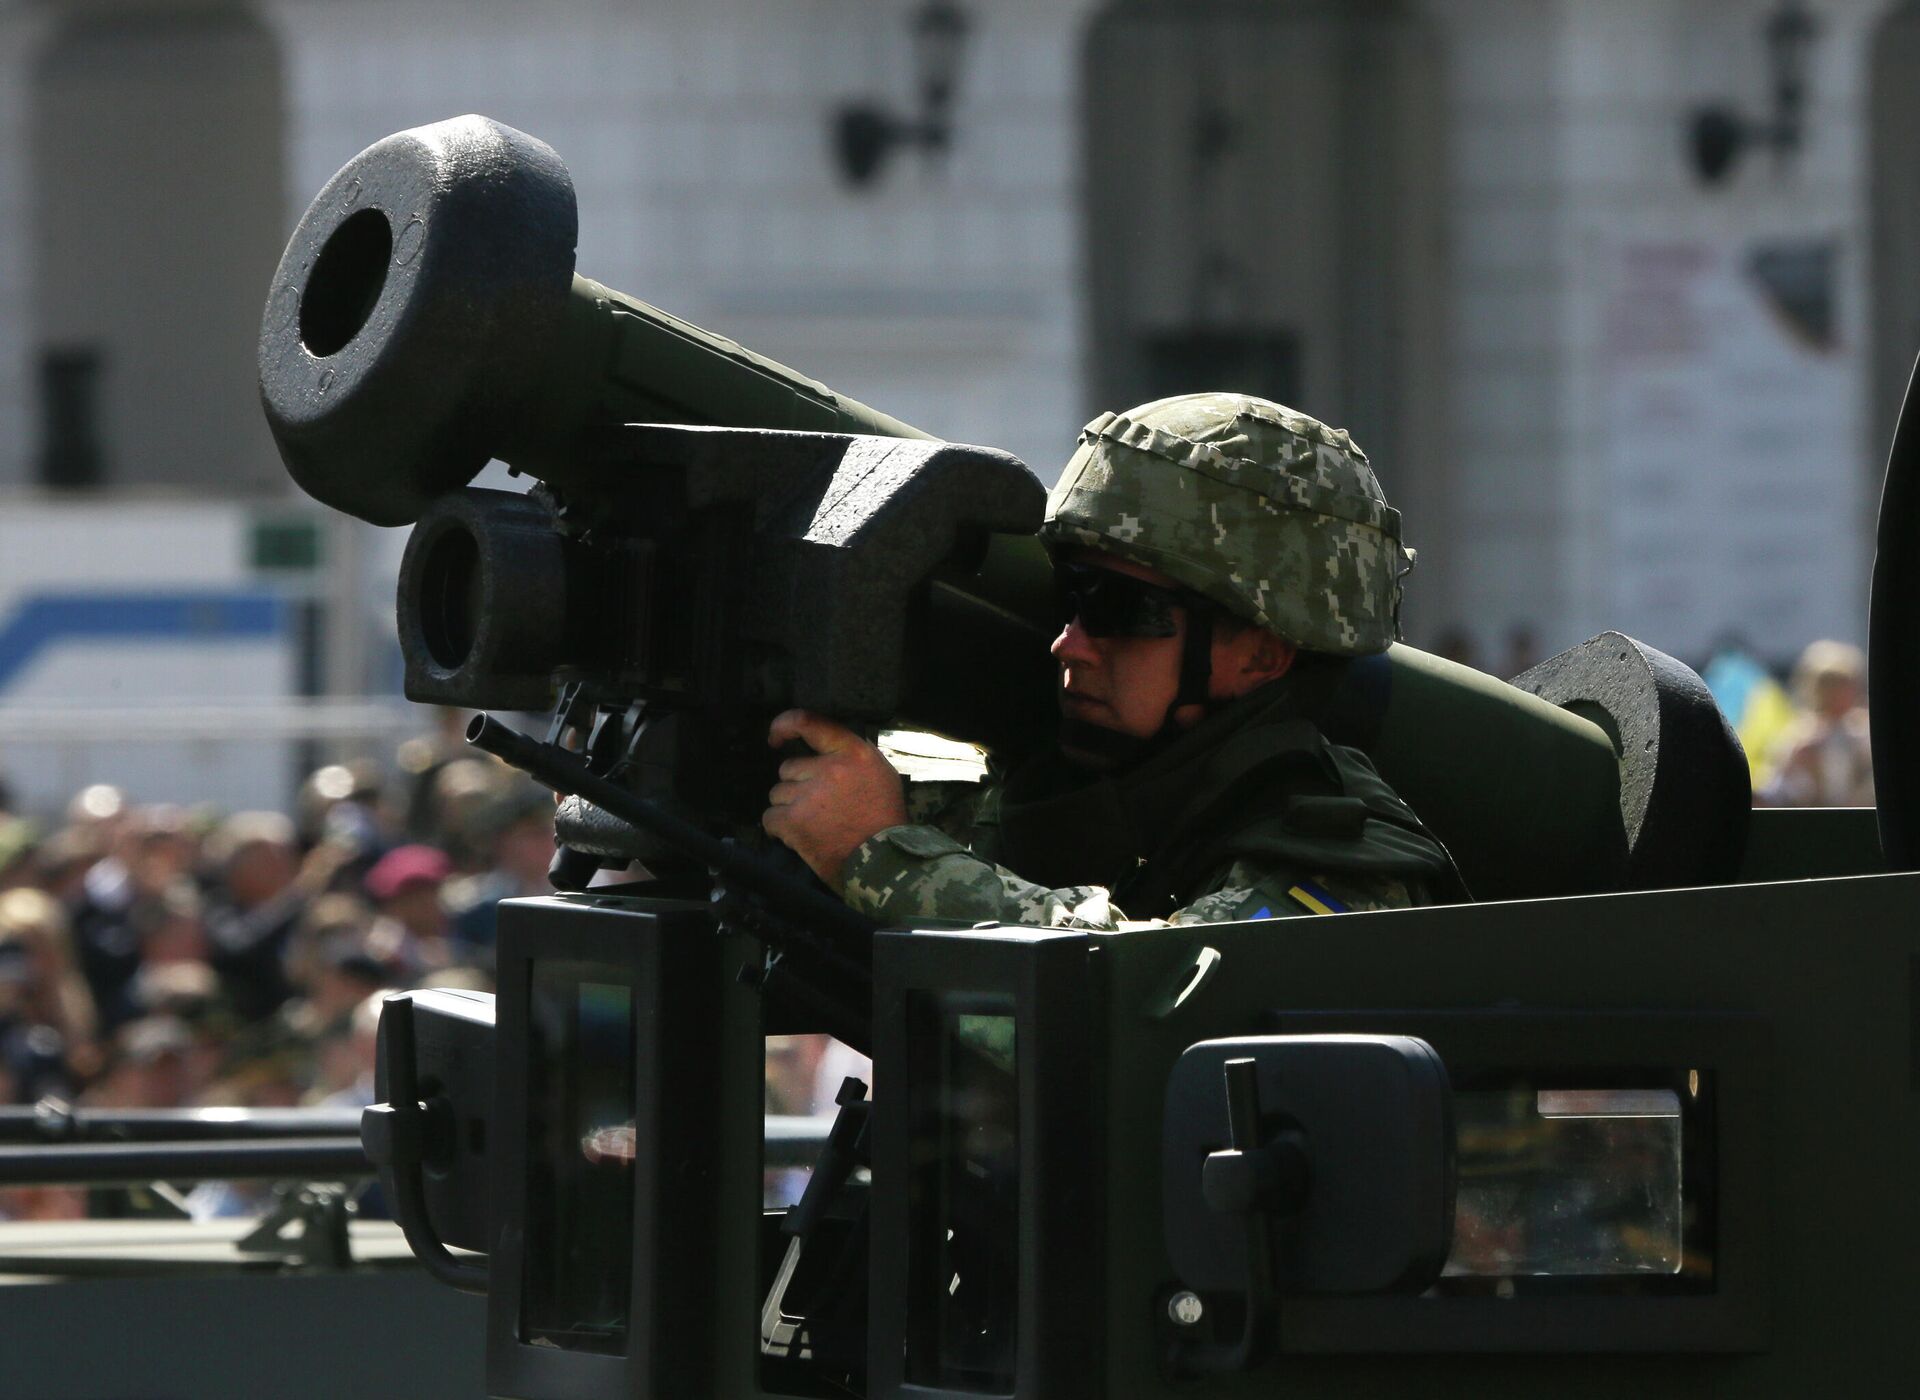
[0,1137,371,1187]
[0,1101,364,1145]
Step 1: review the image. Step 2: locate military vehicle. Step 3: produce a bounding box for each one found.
[244,114,1919,1397]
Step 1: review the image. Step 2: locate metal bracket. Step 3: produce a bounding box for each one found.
[235,1182,355,1269]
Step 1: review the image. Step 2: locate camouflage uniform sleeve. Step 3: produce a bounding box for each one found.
[840,834,1420,930]
[839,826,1125,930]
[900,780,989,843]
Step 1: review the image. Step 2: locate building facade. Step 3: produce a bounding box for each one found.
[0,0,1911,692]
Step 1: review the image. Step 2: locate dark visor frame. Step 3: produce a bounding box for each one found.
[1052,561,1197,639]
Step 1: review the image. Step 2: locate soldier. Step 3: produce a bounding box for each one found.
[762,393,1463,927]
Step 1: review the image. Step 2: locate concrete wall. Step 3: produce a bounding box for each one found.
[1424,0,1571,668]
[1432,0,1893,670]
[28,7,286,494]
[0,3,57,491]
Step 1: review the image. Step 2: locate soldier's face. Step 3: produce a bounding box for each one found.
[1051,551,1298,759]
[1050,553,1196,742]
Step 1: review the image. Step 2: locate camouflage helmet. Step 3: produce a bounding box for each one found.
[1041,393,1413,655]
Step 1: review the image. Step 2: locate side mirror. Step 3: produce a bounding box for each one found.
[362,987,495,1290]
[1160,1034,1453,1371]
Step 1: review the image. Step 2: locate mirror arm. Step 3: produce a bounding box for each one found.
[361,995,489,1295]
[1171,1056,1303,1375]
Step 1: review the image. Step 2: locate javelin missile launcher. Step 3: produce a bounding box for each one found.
[258,115,1920,1399]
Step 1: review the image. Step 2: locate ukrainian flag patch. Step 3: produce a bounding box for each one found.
[1286,880,1348,916]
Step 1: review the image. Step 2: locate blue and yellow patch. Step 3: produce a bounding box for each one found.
[1286,880,1348,916]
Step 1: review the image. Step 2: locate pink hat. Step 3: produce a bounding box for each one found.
[365,844,453,901]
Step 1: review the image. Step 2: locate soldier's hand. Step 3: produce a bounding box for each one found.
[762,709,908,889]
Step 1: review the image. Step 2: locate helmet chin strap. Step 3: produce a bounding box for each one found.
[1166,602,1217,724]
[1059,604,1217,773]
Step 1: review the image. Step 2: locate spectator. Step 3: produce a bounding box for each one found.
[397,707,474,843]
[449,787,556,950]
[423,758,511,870]
[296,759,393,892]
[131,879,210,966]
[297,759,391,848]
[764,1033,828,1117]
[30,825,98,904]
[127,960,230,1038]
[1702,636,1797,790]
[313,990,386,1109]
[0,1180,86,1223]
[363,843,461,977]
[67,801,143,1028]
[0,1017,75,1104]
[0,887,101,1084]
[201,812,307,1021]
[0,818,39,892]
[202,811,356,1021]
[85,1015,201,1109]
[1761,640,1874,807]
[285,893,390,1030]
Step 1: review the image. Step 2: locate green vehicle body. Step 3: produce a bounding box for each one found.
[455,804,1903,1399]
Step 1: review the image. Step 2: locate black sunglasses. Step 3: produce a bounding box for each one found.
[1052,561,1188,639]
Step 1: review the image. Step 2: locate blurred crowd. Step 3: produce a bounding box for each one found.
[0,710,557,1221]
